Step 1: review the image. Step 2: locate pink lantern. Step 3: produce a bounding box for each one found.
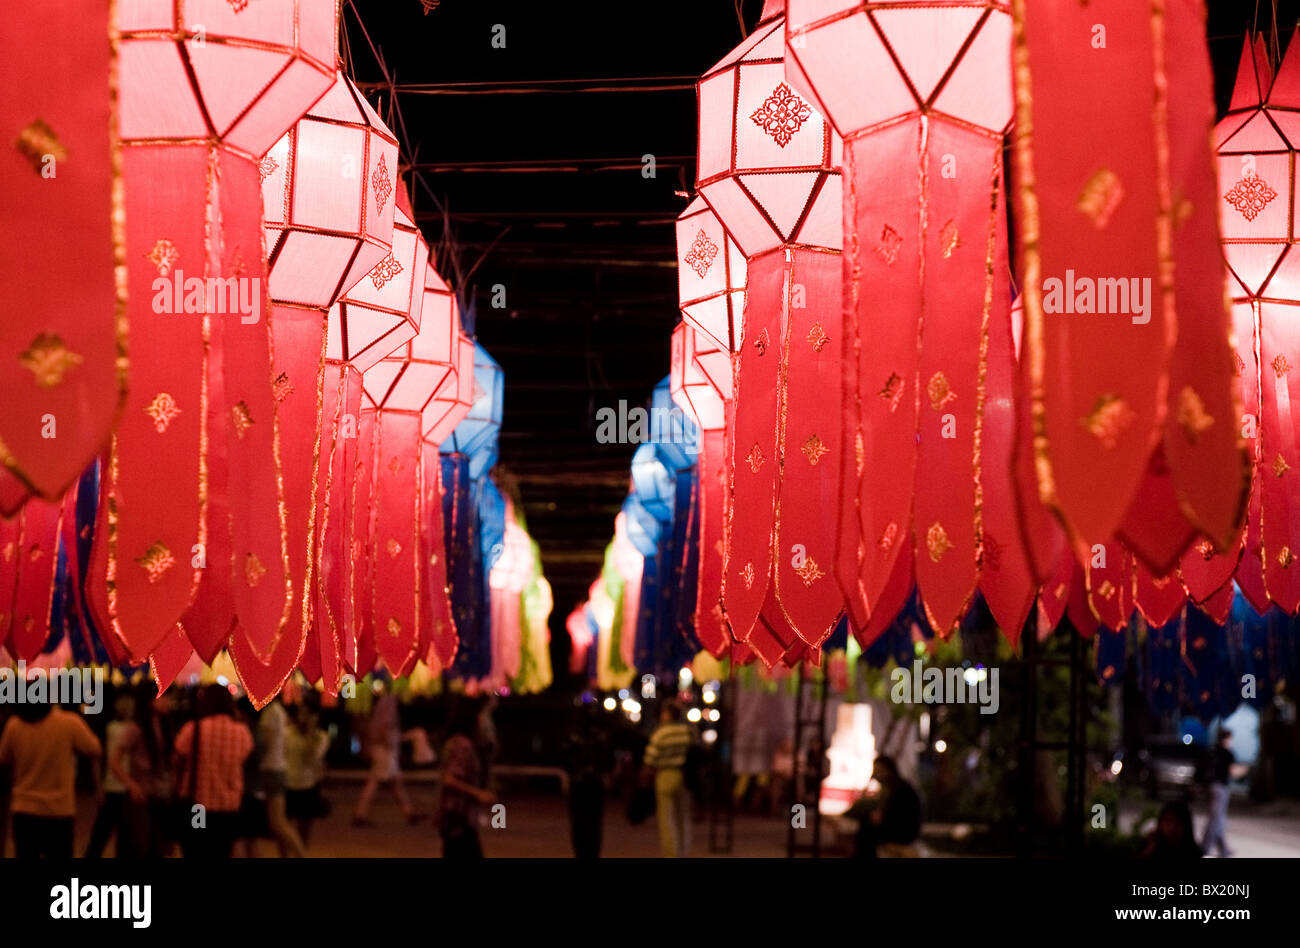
[263,72,400,309]
[676,197,747,353]
[1213,33,1300,614]
[316,194,425,676]
[2,2,125,511]
[670,322,733,658]
[786,0,1017,639]
[698,0,846,664]
[116,0,336,159]
[91,1,339,671]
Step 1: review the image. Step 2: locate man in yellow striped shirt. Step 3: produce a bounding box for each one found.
[643,700,693,857]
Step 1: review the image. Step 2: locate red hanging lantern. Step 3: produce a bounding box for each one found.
[786,0,1018,640]
[698,0,845,664]
[316,195,425,677]
[86,1,338,670]
[250,71,401,696]
[670,322,732,658]
[1215,32,1300,614]
[2,3,126,511]
[1009,0,1247,577]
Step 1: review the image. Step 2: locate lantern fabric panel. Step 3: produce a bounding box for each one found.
[1,2,125,507]
[1010,0,1246,567]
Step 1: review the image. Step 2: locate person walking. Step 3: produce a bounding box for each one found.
[118,683,175,858]
[258,697,307,857]
[565,703,612,858]
[437,701,494,858]
[173,684,254,858]
[0,699,102,858]
[84,690,136,857]
[642,700,693,857]
[1201,728,1247,858]
[285,701,330,848]
[353,685,419,825]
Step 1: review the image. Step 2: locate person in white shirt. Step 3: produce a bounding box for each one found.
[84,692,134,857]
[258,698,306,858]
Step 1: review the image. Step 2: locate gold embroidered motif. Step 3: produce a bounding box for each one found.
[794,555,824,586]
[1278,546,1294,569]
[1,542,14,563]
[740,562,755,590]
[1176,386,1214,444]
[271,372,294,403]
[144,393,181,433]
[879,522,898,551]
[1234,351,1246,376]
[15,119,67,175]
[1152,575,1172,589]
[1272,354,1291,378]
[1174,195,1195,227]
[1077,168,1124,228]
[801,435,829,466]
[387,617,402,637]
[1097,579,1116,601]
[939,219,961,258]
[754,328,770,356]
[878,373,904,413]
[388,456,402,475]
[745,444,764,473]
[925,522,951,563]
[807,323,829,352]
[927,371,957,412]
[1274,454,1290,478]
[386,538,402,558]
[1080,394,1135,450]
[231,401,254,439]
[1195,538,1216,561]
[429,553,439,566]
[20,332,83,388]
[145,239,179,276]
[245,553,266,588]
[137,543,175,583]
[27,543,43,562]
[875,225,902,265]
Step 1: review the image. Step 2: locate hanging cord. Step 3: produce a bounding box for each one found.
[341,0,478,318]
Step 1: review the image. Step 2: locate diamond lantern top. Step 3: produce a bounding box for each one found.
[439,342,504,464]
[676,197,747,353]
[785,0,1013,140]
[117,0,337,156]
[424,331,476,446]
[670,321,732,432]
[326,201,424,374]
[263,72,400,308]
[696,1,842,258]
[1216,32,1300,297]
[362,260,462,419]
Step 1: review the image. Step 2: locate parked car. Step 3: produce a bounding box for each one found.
[1137,739,1205,801]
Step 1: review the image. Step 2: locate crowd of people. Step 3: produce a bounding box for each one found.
[0,680,508,860]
